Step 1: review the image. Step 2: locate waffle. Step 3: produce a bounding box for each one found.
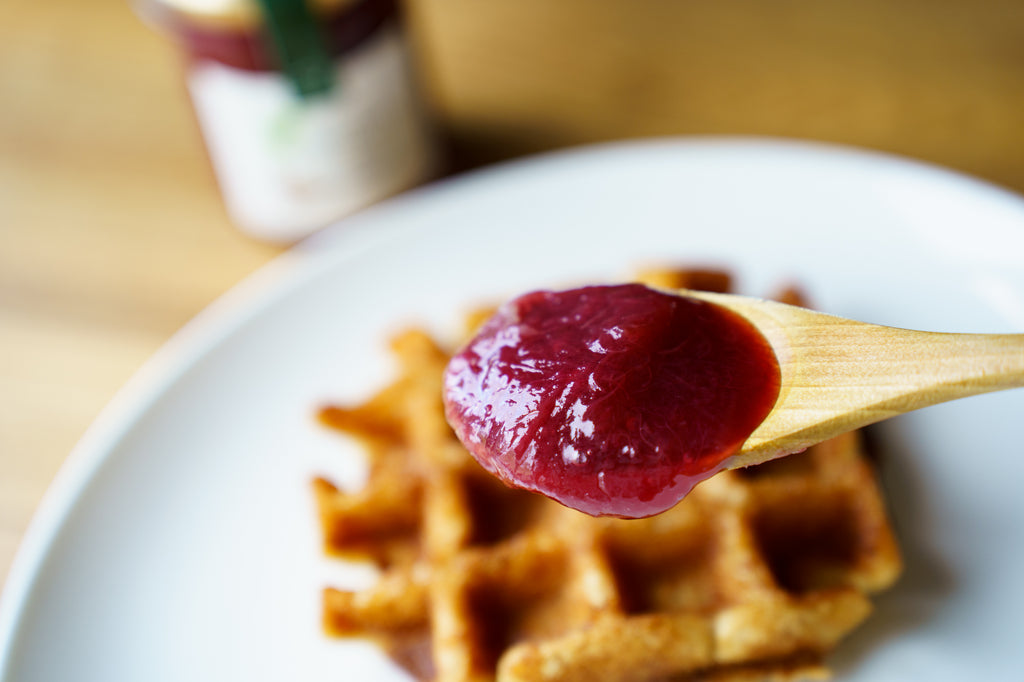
[313,269,902,682]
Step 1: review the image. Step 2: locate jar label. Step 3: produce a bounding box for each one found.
[188,25,436,242]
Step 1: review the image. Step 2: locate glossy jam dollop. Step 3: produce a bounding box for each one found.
[442,284,781,518]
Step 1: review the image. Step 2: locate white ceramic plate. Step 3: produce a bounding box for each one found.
[3,139,1024,681]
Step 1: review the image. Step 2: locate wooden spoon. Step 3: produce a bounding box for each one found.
[682,289,1024,468]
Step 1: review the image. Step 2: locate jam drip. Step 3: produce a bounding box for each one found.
[443,284,781,518]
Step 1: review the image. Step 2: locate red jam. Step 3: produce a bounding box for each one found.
[442,284,781,518]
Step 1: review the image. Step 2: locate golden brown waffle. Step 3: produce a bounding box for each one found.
[313,269,902,682]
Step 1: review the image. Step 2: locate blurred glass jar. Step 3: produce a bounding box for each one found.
[139,0,438,242]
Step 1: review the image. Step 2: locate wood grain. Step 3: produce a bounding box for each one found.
[405,0,1024,187]
[4,0,1024,588]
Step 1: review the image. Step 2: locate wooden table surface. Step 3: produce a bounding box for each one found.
[3,0,1024,589]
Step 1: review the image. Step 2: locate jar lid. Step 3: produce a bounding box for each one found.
[146,0,357,30]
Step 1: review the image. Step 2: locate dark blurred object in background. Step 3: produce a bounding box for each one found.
[404,0,1024,191]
